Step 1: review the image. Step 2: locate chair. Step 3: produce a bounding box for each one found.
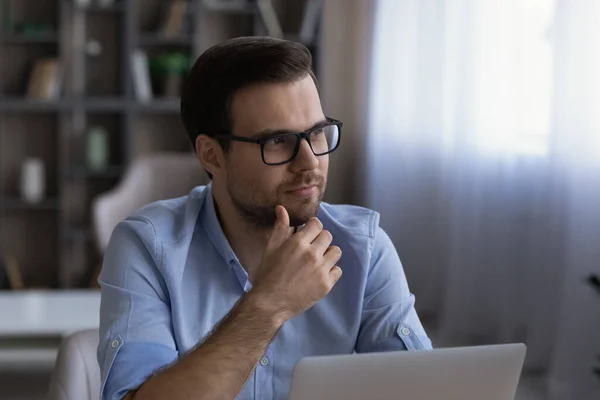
[88,152,209,286]
[48,329,101,400]
[92,152,209,253]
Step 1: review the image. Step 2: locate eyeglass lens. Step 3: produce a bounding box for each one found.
[262,124,340,165]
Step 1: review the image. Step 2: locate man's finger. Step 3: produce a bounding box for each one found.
[268,205,291,248]
[293,217,323,244]
[323,245,342,265]
[329,266,343,285]
[311,229,333,254]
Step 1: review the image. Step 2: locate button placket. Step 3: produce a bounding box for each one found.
[254,347,274,400]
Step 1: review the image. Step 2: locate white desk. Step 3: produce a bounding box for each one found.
[0,290,101,337]
[0,290,101,367]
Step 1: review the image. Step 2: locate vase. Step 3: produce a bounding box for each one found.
[20,158,46,204]
[87,126,109,171]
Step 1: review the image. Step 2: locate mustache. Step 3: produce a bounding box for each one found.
[284,173,324,189]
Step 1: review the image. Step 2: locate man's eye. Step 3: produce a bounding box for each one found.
[311,129,325,136]
[266,136,288,146]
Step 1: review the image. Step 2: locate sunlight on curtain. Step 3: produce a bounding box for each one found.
[366,0,600,396]
[471,0,554,154]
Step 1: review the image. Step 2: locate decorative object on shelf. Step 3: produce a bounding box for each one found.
[0,254,25,290]
[149,52,191,98]
[13,22,56,37]
[131,49,153,102]
[87,126,110,171]
[85,39,103,58]
[20,157,46,204]
[26,58,62,100]
[161,0,190,38]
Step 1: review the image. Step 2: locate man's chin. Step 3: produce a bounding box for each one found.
[283,201,321,226]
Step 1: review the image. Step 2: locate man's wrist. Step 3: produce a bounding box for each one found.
[241,290,290,329]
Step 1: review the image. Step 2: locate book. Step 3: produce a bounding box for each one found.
[161,0,188,38]
[131,49,153,102]
[0,254,25,290]
[26,58,62,100]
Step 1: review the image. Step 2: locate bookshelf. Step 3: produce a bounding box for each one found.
[0,0,323,290]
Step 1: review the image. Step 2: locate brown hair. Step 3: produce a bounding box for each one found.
[180,36,319,154]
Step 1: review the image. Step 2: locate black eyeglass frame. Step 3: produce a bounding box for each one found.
[209,117,343,166]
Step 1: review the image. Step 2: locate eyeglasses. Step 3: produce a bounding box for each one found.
[212,118,342,166]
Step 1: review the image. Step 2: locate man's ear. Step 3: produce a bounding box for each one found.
[196,135,225,178]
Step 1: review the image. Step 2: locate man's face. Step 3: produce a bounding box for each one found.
[223,74,328,228]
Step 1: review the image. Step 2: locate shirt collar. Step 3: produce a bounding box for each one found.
[199,184,251,291]
[200,183,239,265]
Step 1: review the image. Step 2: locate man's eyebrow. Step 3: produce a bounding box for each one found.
[250,119,329,139]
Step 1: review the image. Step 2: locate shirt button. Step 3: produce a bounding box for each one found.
[111,339,120,348]
[400,327,411,336]
[260,357,269,366]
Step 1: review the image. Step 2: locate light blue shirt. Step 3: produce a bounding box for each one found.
[97,184,432,400]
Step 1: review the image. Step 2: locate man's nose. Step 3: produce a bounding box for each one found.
[291,138,319,171]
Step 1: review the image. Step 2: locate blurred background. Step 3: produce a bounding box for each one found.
[0,0,599,399]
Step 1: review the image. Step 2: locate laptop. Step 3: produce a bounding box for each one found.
[288,343,527,400]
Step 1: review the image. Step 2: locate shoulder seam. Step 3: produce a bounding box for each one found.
[368,209,377,238]
[352,209,378,239]
[131,212,193,245]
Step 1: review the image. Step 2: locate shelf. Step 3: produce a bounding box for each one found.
[66,165,123,179]
[0,97,130,112]
[0,33,59,45]
[64,226,93,242]
[138,33,193,46]
[81,97,129,111]
[134,99,180,113]
[0,197,60,211]
[202,0,256,14]
[0,98,64,112]
[83,2,126,12]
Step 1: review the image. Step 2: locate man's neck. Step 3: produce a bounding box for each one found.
[211,186,286,282]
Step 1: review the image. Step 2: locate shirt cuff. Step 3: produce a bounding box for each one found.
[101,341,178,400]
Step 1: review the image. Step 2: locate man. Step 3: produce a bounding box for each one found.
[98,36,431,400]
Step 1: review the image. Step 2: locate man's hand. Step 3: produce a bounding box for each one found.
[251,205,343,322]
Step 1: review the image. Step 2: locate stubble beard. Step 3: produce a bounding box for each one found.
[227,172,326,228]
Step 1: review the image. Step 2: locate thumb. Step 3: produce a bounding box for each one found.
[268,205,291,248]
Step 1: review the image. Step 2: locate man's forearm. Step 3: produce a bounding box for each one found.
[131,291,285,400]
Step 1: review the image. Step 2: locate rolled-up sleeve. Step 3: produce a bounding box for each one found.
[97,217,178,400]
[355,226,433,353]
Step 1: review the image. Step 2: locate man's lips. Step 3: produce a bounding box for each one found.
[285,185,318,196]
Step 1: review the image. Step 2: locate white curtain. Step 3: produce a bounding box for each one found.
[363,0,600,397]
